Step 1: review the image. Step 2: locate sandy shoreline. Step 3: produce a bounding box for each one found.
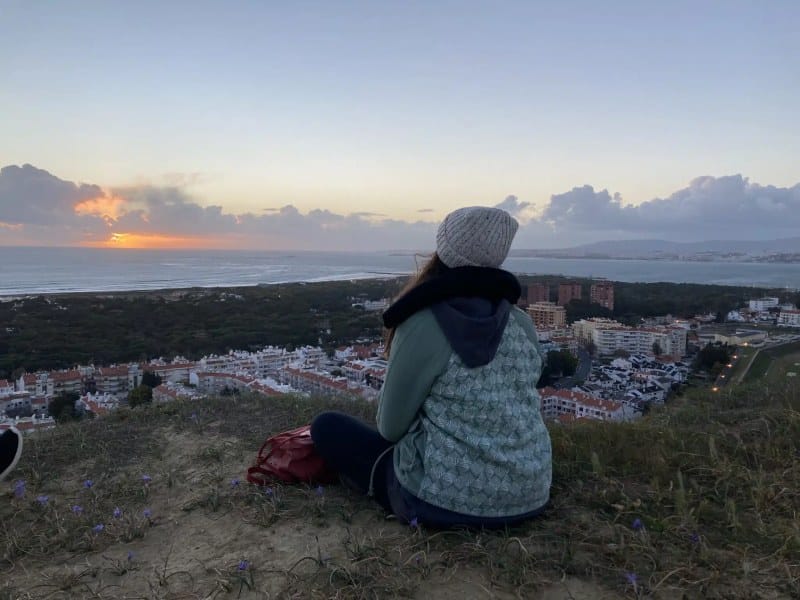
[0,271,409,300]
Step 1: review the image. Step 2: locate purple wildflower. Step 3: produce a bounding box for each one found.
[127,551,135,561]
[631,518,644,531]
[92,523,105,533]
[409,517,419,529]
[113,507,122,518]
[625,572,638,585]
[13,480,25,498]
[230,478,240,488]
[190,412,198,421]
[83,479,94,488]
[690,532,700,544]
[315,485,324,496]
[36,495,49,506]
[264,487,273,496]
[141,474,152,484]
[238,559,249,571]
[143,508,152,518]
[72,504,83,515]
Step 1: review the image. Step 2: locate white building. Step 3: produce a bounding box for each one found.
[590,325,687,357]
[539,387,631,422]
[777,309,800,328]
[749,297,779,312]
[0,379,14,397]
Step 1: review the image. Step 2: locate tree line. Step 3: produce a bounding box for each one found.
[1,275,789,379]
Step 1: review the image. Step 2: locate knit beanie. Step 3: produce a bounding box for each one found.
[436,206,519,268]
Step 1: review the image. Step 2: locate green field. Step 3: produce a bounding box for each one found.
[743,341,800,384]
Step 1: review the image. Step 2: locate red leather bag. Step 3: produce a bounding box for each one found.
[246,425,338,485]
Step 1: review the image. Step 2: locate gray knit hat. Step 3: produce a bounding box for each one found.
[436,206,519,268]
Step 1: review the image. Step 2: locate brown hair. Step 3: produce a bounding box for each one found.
[384,253,449,357]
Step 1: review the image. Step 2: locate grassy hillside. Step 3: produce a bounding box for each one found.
[2,382,798,599]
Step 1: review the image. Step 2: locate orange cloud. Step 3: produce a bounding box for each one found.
[82,232,222,250]
[74,194,125,220]
[0,221,23,230]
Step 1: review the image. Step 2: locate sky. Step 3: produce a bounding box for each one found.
[0,0,798,250]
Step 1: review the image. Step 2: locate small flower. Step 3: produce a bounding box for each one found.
[631,518,644,531]
[264,487,273,496]
[230,478,240,488]
[83,479,94,489]
[315,485,324,496]
[237,559,249,571]
[141,474,152,484]
[127,551,135,562]
[92,523,105,533]
[625,572,638,585]
[409,517,419,528]
[113,507,122,518]
[72,504,83,515]
[36,495,49,506]
[690,532,700,544]
[190,412,198,422]
[13,480,25,498]
[143,508,152,518]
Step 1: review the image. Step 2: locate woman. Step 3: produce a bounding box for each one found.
[311,206,551,528]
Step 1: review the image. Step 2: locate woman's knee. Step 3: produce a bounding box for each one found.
[310,411,345,447]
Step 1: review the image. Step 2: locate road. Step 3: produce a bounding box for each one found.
[553,348,591,389]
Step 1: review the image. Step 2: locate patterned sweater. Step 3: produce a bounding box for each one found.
[377,306,552,517]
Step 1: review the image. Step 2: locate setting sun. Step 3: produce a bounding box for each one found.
[82,232,220,249]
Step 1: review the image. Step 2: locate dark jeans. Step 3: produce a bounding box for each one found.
[310,411,546,529]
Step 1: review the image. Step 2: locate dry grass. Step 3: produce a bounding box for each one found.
[1,383,798,599]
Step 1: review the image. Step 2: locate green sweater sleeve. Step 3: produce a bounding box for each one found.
[510,307,546,363]
[377,309,452,442]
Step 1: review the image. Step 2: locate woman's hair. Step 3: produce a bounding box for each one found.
[384,253,449,356]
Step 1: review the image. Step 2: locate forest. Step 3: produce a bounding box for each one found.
[1,275,794,379]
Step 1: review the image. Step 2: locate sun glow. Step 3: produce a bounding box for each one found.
[74,195,126,220]
[82,232,221,249]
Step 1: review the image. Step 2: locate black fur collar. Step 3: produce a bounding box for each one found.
[382,267,521,329]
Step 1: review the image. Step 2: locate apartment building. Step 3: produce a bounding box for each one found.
[527,302,566,329]
[749,297,779,312]
[590,281,615,311]
[777,309,800,327]
[529,283,550,303]
[558,283,582,306]
[572,318,686,356]
[539,387,628,421]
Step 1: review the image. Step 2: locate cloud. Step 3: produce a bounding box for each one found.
[1,164,798,249]
[494,195,531,218]
[0,164,111,243]
[526,175,800,243]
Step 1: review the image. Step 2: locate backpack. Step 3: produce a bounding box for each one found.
[246,425,338,485]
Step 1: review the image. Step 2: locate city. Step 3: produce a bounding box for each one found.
[3,281,797,436]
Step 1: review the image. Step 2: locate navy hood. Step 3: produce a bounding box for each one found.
[431,297,512,368]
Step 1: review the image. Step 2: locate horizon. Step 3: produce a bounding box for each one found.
[3,231,800,255]
[1,2,799,250]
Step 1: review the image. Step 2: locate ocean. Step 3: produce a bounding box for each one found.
[1,246,799,296]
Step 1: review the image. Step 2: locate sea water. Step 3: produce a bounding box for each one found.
[0,246,798,296]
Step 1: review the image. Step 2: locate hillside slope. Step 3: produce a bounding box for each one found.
[2,384,798,599]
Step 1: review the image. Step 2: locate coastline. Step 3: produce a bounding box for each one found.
[0,272,409,300]
[2,246,800,296]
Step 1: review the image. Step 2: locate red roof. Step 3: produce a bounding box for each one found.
[50,370,82,382]
[96,366,128,377]
[540,386,623,412]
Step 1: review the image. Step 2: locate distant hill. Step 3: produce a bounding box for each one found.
[513,237,800,259]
